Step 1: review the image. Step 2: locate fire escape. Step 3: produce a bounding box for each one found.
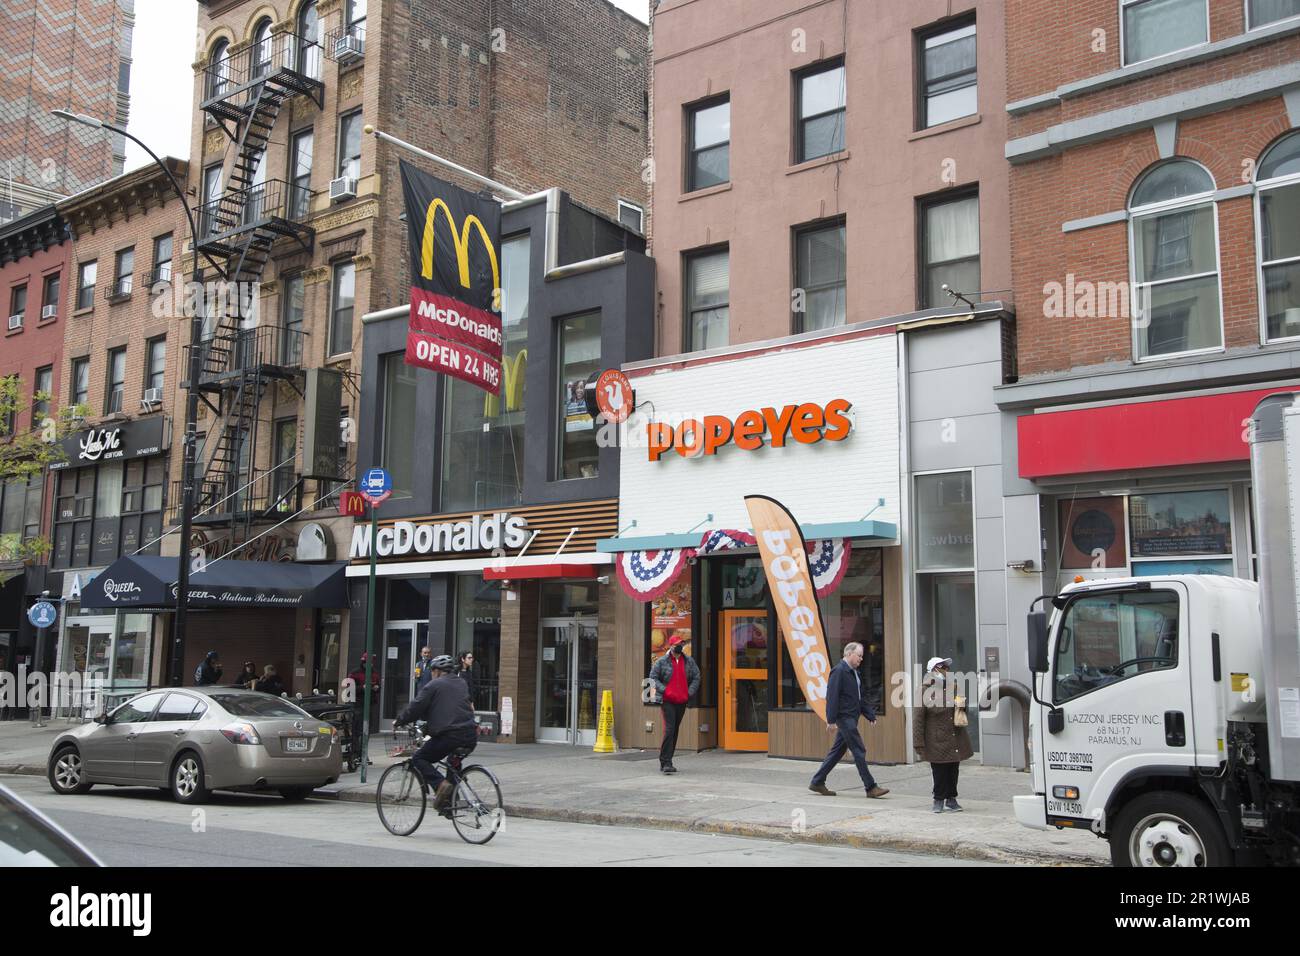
[178,32,324,545]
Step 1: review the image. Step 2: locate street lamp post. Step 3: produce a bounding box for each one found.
[52,110,223,686]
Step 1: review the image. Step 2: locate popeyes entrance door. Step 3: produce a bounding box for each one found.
[719,609,769,751]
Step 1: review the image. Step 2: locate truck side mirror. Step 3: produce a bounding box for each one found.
[1028,611,1049,673]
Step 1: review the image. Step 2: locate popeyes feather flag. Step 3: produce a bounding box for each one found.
[399,160,502,395]
[744,495,832,721]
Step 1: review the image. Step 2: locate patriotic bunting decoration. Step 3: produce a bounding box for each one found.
[616,548,694,602]
[697,529,756,554]
[807,538,852,597]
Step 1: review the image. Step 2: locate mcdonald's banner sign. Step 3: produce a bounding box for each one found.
[744,494,832,722]
[399,160,502,395]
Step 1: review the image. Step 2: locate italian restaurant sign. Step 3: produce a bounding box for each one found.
[400,160,502,395]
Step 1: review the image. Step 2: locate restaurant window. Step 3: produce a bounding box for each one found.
[76,261,96,310]
[453,575,501,711]
[328,260,355,356]
[112,247,134,299]
[32,366,51,428]
[556,311,601,480]
[1256,132,1300,341]
[289,129,314,219]
[1129,489,1233,575]
[919,189,980,309]
[687,95,729,191]
[1122,0,1207,65]
[116,614,151,684]
[337,110,362,181]
[151,234,172,284]
[684,247,729,351]
[1248,0,1300,28]
[382,353,418,496]
[53,467,95,568]
[793,219,846,332]
[42,273,60,315]
[145,337,165,394]
[796,59,846,163]
[92,462,123,566]
[105,347,126,414]
[441,233,529,510]
[1128,160,1221,360]
[71,357,89,409]
[918,17,977,129]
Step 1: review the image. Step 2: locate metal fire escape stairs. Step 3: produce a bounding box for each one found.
[185,36,323,543]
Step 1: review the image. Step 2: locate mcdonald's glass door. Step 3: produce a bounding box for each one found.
[720,609,769,751]
[537,618,598,746]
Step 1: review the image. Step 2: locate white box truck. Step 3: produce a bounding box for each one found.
[1015,392,1300,866]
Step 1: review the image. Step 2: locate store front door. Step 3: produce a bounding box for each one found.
[380,620,429,730]
[719,609,769,751]
[537,617,598,746]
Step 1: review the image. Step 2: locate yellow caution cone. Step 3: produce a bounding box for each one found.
[593,689,616,753]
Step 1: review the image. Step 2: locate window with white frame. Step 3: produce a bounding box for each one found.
[1256,131,1300,341]
[1121,0,1208,65]
[1247,0,1300,29]
[1128,160,1222,360]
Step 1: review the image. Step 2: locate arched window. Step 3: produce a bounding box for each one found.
[297,1,320,79]
[251,18,273,79]
[207,39,230,99]
[1256,131,1300,341]
[1128,160,1222,360]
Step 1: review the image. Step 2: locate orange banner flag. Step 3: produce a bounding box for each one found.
[744,494,832,721]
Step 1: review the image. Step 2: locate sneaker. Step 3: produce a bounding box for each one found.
[944,798,963,812]
[932,800,945,813]
[809,782,837,797]
[865,786,891,798]
[433,780,455,811]
[663,765,678,774]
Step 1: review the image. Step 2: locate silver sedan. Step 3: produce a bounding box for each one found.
[46,688,342,804]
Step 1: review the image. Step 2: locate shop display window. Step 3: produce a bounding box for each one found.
[454,575,501,711]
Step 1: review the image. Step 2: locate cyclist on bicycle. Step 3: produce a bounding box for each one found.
[396,654,477,811]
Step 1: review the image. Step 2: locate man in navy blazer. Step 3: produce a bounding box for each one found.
[809,642,889,798]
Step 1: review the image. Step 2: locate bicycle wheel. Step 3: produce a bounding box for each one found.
[376,762,426,836]
[449,765,504,845]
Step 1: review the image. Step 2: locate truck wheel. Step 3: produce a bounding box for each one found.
[1110,792,1231,867]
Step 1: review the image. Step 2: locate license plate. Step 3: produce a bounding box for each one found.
[286,737,309,752]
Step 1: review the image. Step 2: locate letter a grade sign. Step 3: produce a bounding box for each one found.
[400,161,503,395]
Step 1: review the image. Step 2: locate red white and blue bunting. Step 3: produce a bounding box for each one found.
[615,548,693,602]
[807,537,852,598]
[697,529,756,554]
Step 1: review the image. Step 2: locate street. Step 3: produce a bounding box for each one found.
[4,774,1002,867]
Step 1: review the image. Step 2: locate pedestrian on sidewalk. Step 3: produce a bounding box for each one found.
[194,651,223,687]
[234,660,258,690]
[413,647,436,693]
[914,656,973,813]
[648,635,699,774]
[255,664,285,696]
[809,642,890,799]
[456,651,477,707]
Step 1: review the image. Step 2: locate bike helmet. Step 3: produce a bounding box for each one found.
[430,654,455,671]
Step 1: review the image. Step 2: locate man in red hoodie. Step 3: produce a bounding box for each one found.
[648,636,700,773]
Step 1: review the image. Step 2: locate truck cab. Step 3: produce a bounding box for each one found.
[1015,574,1265,866]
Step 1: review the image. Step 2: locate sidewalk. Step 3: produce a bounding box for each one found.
[0,720,1107,865]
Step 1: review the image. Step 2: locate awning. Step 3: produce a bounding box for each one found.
[483,563,599,582]
[79,556,348,610]
[596,519,898,553]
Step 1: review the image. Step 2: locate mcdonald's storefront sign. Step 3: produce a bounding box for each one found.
[338,491,367,517]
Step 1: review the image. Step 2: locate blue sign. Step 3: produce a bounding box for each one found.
[28,601,57,629]
[359,467,392,506]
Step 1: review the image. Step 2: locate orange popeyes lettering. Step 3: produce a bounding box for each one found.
[761,406,798,448]
[823,397,853,442]
[645,399,855,461]
[702,415,733,455]
[789,403,825,444]
[647,422,674,461]
[733,410,765,450]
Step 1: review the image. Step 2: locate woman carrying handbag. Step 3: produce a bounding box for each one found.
[913,656,974,813]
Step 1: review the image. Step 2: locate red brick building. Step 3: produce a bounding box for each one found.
[995,2,1300,670]
[0,1,135,221]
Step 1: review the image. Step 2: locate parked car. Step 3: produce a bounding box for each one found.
[47,688,342,804]
[0,783,102,866]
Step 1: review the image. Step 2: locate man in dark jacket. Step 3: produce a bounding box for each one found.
[648,636,700,774]
[809,642,890,798]
[397,654,476,810]
[413,647,436,693]
[194,651,223,686]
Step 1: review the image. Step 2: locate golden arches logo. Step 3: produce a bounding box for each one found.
[420,198,500,303]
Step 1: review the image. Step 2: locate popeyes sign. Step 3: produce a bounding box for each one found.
[647,399,853,461]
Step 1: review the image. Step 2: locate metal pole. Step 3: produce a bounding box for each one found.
[364,125,528,200]
[361,502,378,783]
[172,254,205,687]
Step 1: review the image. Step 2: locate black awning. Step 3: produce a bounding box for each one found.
[79,556,348,610]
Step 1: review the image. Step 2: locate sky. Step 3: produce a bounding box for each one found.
[124,0,651,171]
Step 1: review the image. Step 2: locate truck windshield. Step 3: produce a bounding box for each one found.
[1053,588,1179,704]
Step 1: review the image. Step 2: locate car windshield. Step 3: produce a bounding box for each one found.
[207,692,310,718]
[0,790,97,866]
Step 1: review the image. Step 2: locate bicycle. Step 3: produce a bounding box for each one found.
[375,724,504,845]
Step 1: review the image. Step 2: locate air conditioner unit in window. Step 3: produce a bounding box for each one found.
[41,304,57,319]
[334,33,365,64]
[329,176,357,202]
[141,387,164,409]
[7,314,21,330]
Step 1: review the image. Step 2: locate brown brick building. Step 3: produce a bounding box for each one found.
[994,1,1300,704]
[0,0,135,221]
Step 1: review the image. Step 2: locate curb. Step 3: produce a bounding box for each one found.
[321,784,1103,867]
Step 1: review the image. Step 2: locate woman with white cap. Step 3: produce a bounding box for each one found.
[913,656,974,813]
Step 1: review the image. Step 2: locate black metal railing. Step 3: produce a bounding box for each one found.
[103,275,133,302]
[203,31,323,103]
[187,325,308,383]
[169,466,302,525]
[324,22,366,62]
[197,179,311,242]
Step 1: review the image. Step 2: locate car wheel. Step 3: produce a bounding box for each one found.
[1110,792,1231,867]
[170,751,210,805]
[48,745,93,795]
[278,787,314,801]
